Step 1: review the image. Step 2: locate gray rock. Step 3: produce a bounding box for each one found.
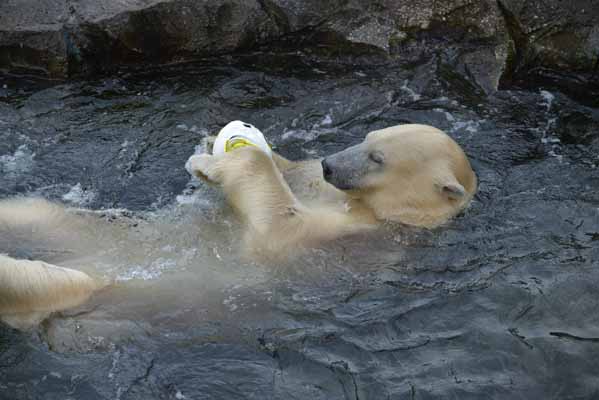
[42,315,151,353]
[0,0,597,93]
[498,0,599,72]
[496,0,599,103]
[0,0,282,77]
[555,108,599,146]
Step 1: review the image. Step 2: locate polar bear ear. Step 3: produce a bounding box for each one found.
[435,178,466,201]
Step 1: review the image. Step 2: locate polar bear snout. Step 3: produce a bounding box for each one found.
[321,143,372,191]
[321,157,361,190]
[321,156,356,190]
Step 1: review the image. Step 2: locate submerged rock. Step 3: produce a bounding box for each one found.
[42,317,152,353]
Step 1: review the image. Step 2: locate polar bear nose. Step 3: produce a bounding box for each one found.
[322,159,333,180]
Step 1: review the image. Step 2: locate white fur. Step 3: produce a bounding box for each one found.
[187,124,477,258]
[0,199,98,330]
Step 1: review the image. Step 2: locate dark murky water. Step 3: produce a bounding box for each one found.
[1,53,599,399]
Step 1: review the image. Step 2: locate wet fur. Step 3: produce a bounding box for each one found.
[187,124,477,257]
[0,124,476,329]
[0,255,97,330]
[0,198,98,330]
[191,147,372,256]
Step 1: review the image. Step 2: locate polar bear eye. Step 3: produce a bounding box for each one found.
[369,151,385,165]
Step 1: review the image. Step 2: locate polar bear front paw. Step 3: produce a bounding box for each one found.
[185,154,220,183]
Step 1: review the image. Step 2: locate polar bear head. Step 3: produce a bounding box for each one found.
[321,124,477,228]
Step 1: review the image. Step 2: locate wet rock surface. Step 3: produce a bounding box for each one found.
[1,52,599,399]
[498,0,599,72]
[497,0,599,105]
[1,0,598,97]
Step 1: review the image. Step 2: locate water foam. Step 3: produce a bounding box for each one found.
[0,145,35,175]
[62,183,96,205]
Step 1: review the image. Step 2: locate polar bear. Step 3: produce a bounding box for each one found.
[0,123,475,330]
[0,255,98,330]
[186,124,477,257]
[0,198,99,330]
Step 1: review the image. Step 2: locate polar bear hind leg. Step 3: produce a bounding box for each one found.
[0,198,99,330]
[0,255,98,330]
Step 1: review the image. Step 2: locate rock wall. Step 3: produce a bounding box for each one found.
[0,0,597,92]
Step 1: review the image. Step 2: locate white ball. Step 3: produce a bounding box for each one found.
[212,121,272,157]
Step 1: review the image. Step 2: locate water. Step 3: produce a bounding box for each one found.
[1,53,599,399]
